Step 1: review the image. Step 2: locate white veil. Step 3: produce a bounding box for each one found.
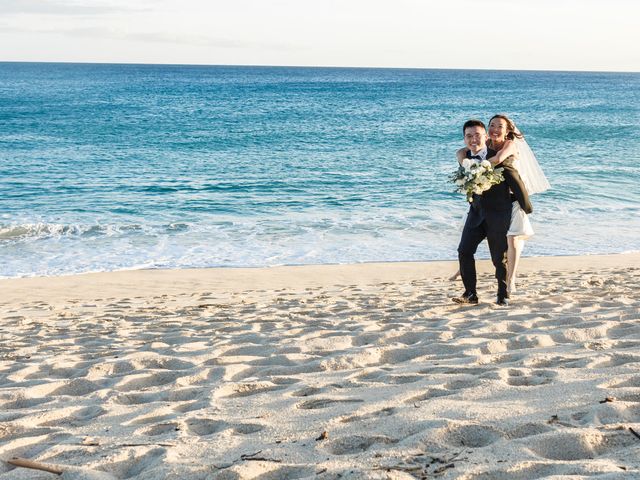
[513,129,550,195]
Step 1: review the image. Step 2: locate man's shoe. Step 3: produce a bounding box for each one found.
[452,292,479,305]
[496,296,509,306]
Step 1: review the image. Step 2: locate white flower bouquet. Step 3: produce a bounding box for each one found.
[451,158,505,202]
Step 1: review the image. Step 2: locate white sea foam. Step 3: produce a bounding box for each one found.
[1,203,638,278]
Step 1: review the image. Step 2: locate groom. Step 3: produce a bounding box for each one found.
[453,119,532,306]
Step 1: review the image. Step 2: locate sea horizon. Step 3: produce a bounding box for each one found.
[2,60,639,75]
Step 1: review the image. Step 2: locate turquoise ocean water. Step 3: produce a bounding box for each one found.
[1,62,639,277]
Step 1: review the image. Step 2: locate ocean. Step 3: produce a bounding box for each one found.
[1,62,639,278]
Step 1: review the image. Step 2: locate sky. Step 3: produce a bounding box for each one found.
[0,0,638,72]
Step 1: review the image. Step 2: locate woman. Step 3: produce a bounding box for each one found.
[452,115,550,293]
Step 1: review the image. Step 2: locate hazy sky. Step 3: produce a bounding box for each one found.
[1,0,638,71]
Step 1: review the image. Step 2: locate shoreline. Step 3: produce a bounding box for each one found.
[1,252,639,305]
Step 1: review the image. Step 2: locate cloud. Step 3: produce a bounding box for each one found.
[0,0,145,15]
[0,23,299,51]
[125,32,251,49]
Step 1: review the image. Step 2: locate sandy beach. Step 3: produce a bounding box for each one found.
[1,253,640,479]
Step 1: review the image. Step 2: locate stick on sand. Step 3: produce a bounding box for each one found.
[7,457,63,475]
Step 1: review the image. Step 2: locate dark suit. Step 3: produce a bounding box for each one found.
[457,149,532,298]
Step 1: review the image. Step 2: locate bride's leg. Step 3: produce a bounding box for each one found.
[449,269,461,281]
[507,235,525,293]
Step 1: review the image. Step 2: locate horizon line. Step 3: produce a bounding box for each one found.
[1,60,638,75]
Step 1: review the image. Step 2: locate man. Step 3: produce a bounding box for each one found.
[453,119,532,306]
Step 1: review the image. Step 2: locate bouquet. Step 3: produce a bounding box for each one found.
[451,158,504,202]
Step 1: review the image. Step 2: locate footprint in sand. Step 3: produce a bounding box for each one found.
[253,466,317,480]
[502,368,556,387]
[87,360,137,378]
[162,387,206,402]
[37,405,107,427]
[107,447,167,479]
[0,394,51,409]
[435,422,504,448]
[172,400,210,413]
[604,375,640,389]
[185,418,228,436]
[1,433,73,461]
[526,356,589,369]
[466,463,560,480]
[573,402,640,425]
[185,418,264,436]
[589,353,640,369]
[73,405,107,421]
[481,352,526,366]
[220,344,277,357]
[16,378,99,398]
[405,388,456,404]
[444,377,482,391]
[0,425,56,442]
[215,381,287,398]
[325,434,396,455]
[115,371,181,392]
[507,334,555,350]
[233,423,264,434]
[291,386,323,397]
[340,406,396,423]
[526,429,637,461]
[269,376,300,386]
[128,412,176,426]
[130,357,196,371]
[113,391,160,405]
[0,412,23,423]
[611,320,640,334]
[350,333,384,347]
[506,422,553,439]
[49,378,105,396]
[140,422,181,436]
[353,369,425,385]
[209,464,315,480]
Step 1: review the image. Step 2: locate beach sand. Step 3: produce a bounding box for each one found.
[1,254,639,479]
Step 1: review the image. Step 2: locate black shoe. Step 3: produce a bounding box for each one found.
[452,292,478,305]
[496,296,509,306]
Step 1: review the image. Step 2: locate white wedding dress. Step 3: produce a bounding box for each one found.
[507,158,535,237]
[507,137,550,238]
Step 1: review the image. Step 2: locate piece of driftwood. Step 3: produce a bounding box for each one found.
[7,457,63,475]
[630,427,640,440]
[239,450,282,463]
[7,458,118,480]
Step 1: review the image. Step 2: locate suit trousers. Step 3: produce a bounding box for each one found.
[457,210,511,298]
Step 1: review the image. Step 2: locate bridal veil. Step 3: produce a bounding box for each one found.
[514,130,550,195]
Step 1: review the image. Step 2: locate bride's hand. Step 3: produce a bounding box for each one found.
[487,154,502,166]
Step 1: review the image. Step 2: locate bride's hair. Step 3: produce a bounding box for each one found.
[489,114,524,141]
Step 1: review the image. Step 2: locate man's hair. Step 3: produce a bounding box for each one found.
[463,119,486,135]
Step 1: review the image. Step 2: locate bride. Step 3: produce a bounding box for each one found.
[453,114,550,293]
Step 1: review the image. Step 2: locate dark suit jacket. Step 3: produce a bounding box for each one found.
[466,149,532,227]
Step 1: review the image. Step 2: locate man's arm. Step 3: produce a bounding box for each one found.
[456,147,468,165]
[500,160,533,214]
